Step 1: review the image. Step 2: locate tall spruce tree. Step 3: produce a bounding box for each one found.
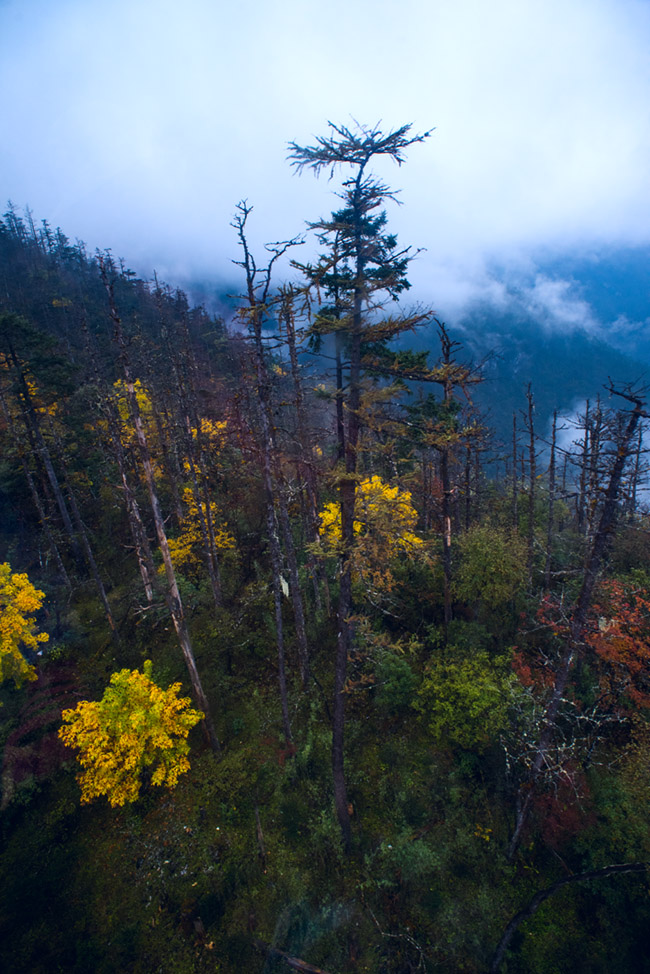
[289,121,432,849]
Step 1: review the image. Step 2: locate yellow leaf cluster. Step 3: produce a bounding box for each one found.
[194,417,227,447]
[110,378,166,479]
[184,418,228,476]
[318,475,425,591]
[164,487,235,579]
[113,378,153,426]
[0,563,48,687]
[58,660,203,807]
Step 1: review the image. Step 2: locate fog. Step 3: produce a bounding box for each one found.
[2,0,650,320]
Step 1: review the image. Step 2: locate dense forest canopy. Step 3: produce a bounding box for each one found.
[1,123,649,974]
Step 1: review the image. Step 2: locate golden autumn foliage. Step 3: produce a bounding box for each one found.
[0,563,48,687]
[111,378,163,461]
[193,417,228,447]
[164,487,235,579]
[318,475,425,590]
[113,377,155,432]
[58,661,203,807]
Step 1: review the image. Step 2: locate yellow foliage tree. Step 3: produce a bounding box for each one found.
[192,417,228,448]
[59,661,203,806]
[111,378,163,462]
[113,377,155,435]
[165,487,235,580]
[318,475,425,591]
[0,563,48,687]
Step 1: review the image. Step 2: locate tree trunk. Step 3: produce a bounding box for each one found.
[100,258,220,752]
[526,385,536,589]
[544,410,557,591]
[512,413,518,530]
[0,381,71,589]
[508,393,646,859]
[577,399,590,533]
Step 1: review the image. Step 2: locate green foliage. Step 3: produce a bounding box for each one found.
[453,522,527,607]
[416,651,516,751]
[3,189,650,974]
[373,650,418,713]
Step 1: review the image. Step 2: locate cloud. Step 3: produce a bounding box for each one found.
[1,0,650,313]
[520,277,598,332]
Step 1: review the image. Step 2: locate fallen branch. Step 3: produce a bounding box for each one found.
[490,862,648,972]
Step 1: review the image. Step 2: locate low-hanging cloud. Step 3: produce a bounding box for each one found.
[1,0,650,320]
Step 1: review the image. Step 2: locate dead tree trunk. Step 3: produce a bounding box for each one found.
[577,399,590,533]
[525,385,536,589]
[232,206,306,740]
[544,410,557,591]
[279,286,330,615]
[6,343,83,568]
[508,389,647,860]
[100,257,219,752]
[0,382,71,589]
[512,412,519,531]
[82,314,156,604]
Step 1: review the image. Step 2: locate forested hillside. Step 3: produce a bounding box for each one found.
[1,123,650,974]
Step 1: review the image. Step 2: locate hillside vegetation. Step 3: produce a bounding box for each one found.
[1,124,649,974]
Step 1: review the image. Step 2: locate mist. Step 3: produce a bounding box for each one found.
[2,0,650,323]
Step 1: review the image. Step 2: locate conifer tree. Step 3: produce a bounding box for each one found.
[289,121,432,848]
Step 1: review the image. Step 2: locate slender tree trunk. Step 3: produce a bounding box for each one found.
[586,396,603,541]
[151,402,184,525]
[247,310,310,690]
[8,345,83,568]
[22,454,71,589]
[464,444,472,531]
[441,440,453,634]
[280,287,330,616]
[266,498,293,744]
[512,413,519,530]
[231,212,308,740]
[0,381,71,589]
[473,442,481,524]
[526,385,536,588]
[577,399,590,533]
[628,423,643,516]
[439,326,455,636]
[44,415,119,638]
[100,258,220,752]
[128,378,220,750]
[82,315,156,604]
[331,203,365,852]
[544,410,557,591]
[174,309,225,606]
[185,448,223,609]
[111,430,156,604]
[508,394,646,859]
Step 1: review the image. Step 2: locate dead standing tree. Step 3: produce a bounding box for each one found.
[232,204,311,744]
[507,384,648,860]
[99,256,220,753]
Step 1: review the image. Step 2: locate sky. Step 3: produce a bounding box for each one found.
[2,0,650,321]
